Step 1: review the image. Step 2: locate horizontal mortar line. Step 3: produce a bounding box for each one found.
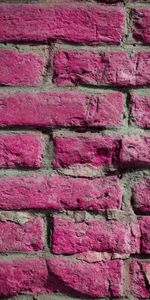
[0,251,149,261]
[1,83,150,93]
[0,85,129,93]
[0,83,150,96]
[1,42,149,53]
[53,42,150,51]
[5,84,150,93]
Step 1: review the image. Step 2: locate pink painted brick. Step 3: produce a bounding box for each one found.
[0,258,49,296]
[47,257,123,298]
[132,179,150,213]
[119,136,150,168]
[0,134,44,168]
[131,93,150,128]
[54,50,150,87]
[0,175,122,210]
[0,49,45,86]
[130,260,150,298]
[53,135,120,168]
[0,257,123,297]
[0,4,124,44]
[53,216,140,254]
[132,8,150,44]
[139,217,150,254]
[0,91,123,128]
[0,216,43,252]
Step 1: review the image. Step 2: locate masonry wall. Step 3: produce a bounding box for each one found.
[0,0,150,299]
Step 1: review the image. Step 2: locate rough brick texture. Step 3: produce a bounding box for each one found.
[132,8,150,44]
[0,257,123,297]
[54,50,150,87]
[53,135,120,168]
[132,179,150,213]
[119,136,150,168]
[0,49,46,86]
[0,134,44,168]
[0,215,44,252]
[53,216,140,254]
[130,260,150,298]
[47,257,123,298]
[0,4,125,43]
[131,93,150,128]
[0,175,122,210]
[0,91,123,128]
[0,0,149,299]
[139,217,150,253]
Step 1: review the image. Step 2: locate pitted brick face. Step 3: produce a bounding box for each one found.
[0,1,149,299]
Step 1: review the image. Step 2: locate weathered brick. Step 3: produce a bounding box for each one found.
[131,93,150,128]
[54,50,150,87]
[52,216,140,254]
[132,8,150,44]
[0,214,43,252]
[130,260,150,298]
[119,136,150,168]
[0,91,123,128]
[0,134,44,168]
[0,4,124,43]
[52,135,120,168]
[0,257,123,297]
[132,179,150,213]
[0,258,49,296]
[0,175,122,210]
[139,217,150,254]
[47,257,123,298]
[0,49,45,86]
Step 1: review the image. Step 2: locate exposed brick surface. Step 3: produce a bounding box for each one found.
[119,136,150,168]
[0,215,44,252]
[53,135,120,168]
[0,4,124,43]
[130,260,150,298]
[53,50,150,87]
[0,91,123,128]
[0,0,149,299]
[52,216,140,254]
[0,134,44,168]
[0,49,46,86]
[132,8,150,44]
[131,93,150,128]
[0,175,122,210]
[132,179,150,213]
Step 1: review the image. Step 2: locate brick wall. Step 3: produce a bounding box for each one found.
[0,0,150,299]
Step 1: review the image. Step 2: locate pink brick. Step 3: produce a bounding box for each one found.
[53,135,120,168]
[131,93,150,128]
[0,4,124,44]
[0,175,122,210]
[53,216,140,254]
[0,134,44,168]
[0,257,123,297]
[47,257,123,298]
[0,216,43,252]
[0,49,45,86]
[119,136,150,168]
[132,8,150,44]
[130,260,150,298]
[0,91,123,128]
[54,50,150,87]
[0,258,49,296]
[132,179,150,213]
[139,217,150,254]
